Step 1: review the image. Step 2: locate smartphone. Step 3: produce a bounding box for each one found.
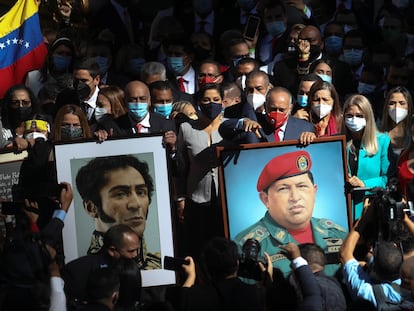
[163,256,189,271]
[243,15,261,41]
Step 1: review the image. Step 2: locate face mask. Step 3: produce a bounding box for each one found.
[388,107,408,124]
[129,58,145,76]
[238,0,256,11]
[153,103,173,118]
[392,0,411,8]
[93,56,109,76]
[94,107,108,121]
[343,49,363,67]
[76,81,92,101]
[198,76,218,88]
[128,102,148,120]
[357,82,376,94]
[232,56,244,68]
[247,93,266,111]
[265,21,286,38]
[266,111,288,129]
[297,94,308,107]
[52,55,72,71]
[167,57,186,75]
[324,35,343,55]
[312,104,332,119]
[317,74,332,84]
[25,132,47,141]
[309,45,321,60]
[193,0,213,14]
[345,116,366,132]
[199,102,223,120]
[12,106,32,121]
[61,125,83,140]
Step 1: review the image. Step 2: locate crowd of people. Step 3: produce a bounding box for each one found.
[2,0,414,310]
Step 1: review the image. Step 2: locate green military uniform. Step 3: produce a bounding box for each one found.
[234,212,348,278]
[88,230,162,270]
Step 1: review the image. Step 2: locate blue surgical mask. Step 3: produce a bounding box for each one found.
[94,107,108,121]
[129,58,145,76]
[324,35,343,55]
[128,102,148,120]
[167,57,186,75]
[297,94,308,107]
[317,74,332,84]
[153,103,173,118]
[53,55,72,71]
[357,82,376,94]
[232,56,244,68]
[93,56,109,75]
[199,102,223,120]
[265,21,286,38]
[343,49,363,67]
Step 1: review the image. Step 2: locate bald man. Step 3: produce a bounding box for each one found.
[124,80,175,134]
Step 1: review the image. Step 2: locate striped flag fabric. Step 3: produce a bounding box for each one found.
[0,0,47,98]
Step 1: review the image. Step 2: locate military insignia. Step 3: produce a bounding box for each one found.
[327,246,341,253]
[296,155,309,171]
[243,232,255,241]
[276,230,285,240]
[270,253,288,262]
[314,225,325,234]
[325,238,343,246]
[256,229,264,237]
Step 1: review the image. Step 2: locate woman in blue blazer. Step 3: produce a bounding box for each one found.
[343,94,394,221]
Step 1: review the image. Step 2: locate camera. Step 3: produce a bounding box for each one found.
[163,256,189,271]
[238,238,267,281]
[357,179,414,242]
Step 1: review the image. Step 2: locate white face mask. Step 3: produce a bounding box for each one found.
[388,107,408,124]
[25,132,47,141]
[246,93,266,111]
[94,107,108,121]
[345,116,366,132]
[311,104,332,119]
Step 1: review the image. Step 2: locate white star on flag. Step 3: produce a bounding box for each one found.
[0,43,5,49]
[24,42,29,48]
[12,38,18,44]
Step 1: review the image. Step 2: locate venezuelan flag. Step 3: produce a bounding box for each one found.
[0,0,47,98]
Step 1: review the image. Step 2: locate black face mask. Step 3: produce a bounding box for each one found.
[74,81,91,102]
[223,103,243,119]
[309,44,321,61]
[9,106,32,125]
[199,102,223,120]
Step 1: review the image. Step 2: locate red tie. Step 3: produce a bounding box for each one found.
[178,77,186,92]
[136,123,143,133]
[274,128,281,142]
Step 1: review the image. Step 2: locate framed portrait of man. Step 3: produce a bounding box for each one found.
[54,135,175,287]
[0,149,28,201]
[217,136,351,277]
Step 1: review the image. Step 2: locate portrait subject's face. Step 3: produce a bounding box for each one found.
[97,166,150,237]
[259,173,317,230]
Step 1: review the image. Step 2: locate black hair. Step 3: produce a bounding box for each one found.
[148,80,172,93]
[200,237,239,282]
[374,241,403,282]
[103,224,139,252]
[73,58,101,79]
[195,83,224,103]
[299,243,326,268]
[76,155,154,209]
[115,258,142,310]
[86,267,120,302]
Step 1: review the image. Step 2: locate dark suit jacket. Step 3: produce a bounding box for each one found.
[296,265,323,311]
[129,112,176,134]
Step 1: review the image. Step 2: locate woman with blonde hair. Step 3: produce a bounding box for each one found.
[343,94,393,220]
[380,86,413,157]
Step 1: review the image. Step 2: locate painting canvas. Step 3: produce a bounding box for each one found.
[54,135,175,287]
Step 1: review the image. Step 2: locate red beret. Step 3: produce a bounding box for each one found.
[257,150,312,192]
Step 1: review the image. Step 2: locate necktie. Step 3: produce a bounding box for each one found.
[178,77,186,93]
[136,123,143,133]
[274,127,281,142]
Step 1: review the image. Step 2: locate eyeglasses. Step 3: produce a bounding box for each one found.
[10,99,31,108]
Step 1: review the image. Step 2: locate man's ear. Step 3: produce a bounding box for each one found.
[84,200,98,218]
[111,291,119,306]
[259,191,269,209]
[107,245,117,258]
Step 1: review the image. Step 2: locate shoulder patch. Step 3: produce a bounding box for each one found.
[270,253,288,262]
[319,219,347,232]
[242,226,270,242]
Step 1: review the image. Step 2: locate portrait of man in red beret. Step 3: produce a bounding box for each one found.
[234,150,348,277]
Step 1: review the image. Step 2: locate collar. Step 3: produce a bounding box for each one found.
[85,86,99,108]
[181,65,195,81]
[138,111,151,128]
